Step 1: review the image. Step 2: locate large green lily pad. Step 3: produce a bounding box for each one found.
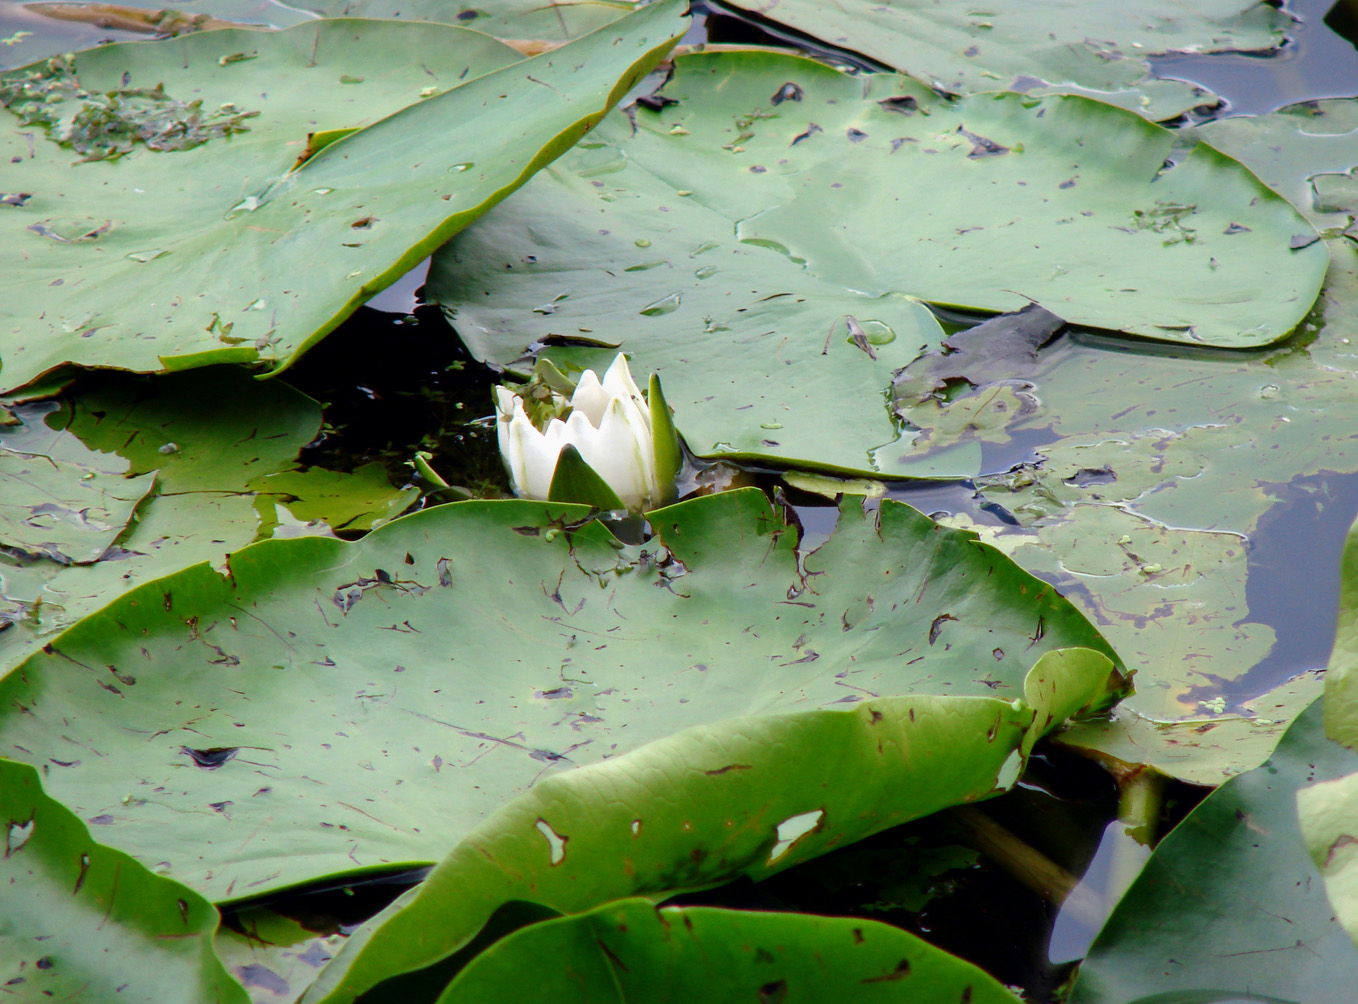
[305,648,1113,1002]
[0,757,248,1003]
[0,488,1121,901]
[440,899,1021,1003]
[427,51,1324,477]
[1069,699,1358,1003]
[0,2,687,393]
[717,0,1288,120]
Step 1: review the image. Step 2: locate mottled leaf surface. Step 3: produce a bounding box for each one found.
[0,489,1119,901]
[1194,98,1358,233]
[925,240,1358,778]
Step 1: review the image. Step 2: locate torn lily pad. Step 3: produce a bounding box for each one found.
[0,489,1122,900]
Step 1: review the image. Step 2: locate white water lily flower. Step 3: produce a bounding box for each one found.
[494,353,679,511]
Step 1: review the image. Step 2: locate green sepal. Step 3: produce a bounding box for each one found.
[548,444,626,510]
[412,450,450,488]
[649,372,683,507]
[529,357,580,398]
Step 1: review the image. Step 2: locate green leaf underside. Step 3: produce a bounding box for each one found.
[0,758,248,1004]
[0,489,1118,902]
[1069,699,1358,1003]
[716,0,1287,121]
[1299,769,1358,953]
[302,650,1112,1002]
[547,442,627,509]
[0,3,688,393]
[439,900,1020,1003]
[427,51,1324,479]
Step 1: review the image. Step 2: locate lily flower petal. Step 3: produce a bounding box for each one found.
[507,398,560,500]
[572,400,652,509]
[569,369,613,427]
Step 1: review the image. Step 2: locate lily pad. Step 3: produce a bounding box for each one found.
[440,899,1021,1003]
[1068,699,1358,1003]
[0,428,156,566]
[1057,669,1324,786]
[716,0,1288,120]
[248,463,417,534]
[1194,97,1358,233]
[0,368,409,675]
[0,488,1120,901]
[427,51,1324,476]
[0,757,248,1003]
[0,2,688,393]
[304,648,1114,1002]
[921,238,1358,778]
[298,0,636,41]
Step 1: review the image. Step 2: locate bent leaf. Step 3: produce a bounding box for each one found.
[1299,769,1358,952]
[0,3,688,392]
[1327,512,1358,752]
[0,757,248,1004]
[440,899,1021,1003]
[304,652,1109,1003]
[0,489,1119,901]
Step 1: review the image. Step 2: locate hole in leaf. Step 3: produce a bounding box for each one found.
[535,818,568,865]
[179,746,239,769]
[768,808,824,865]
[6,818,34,855]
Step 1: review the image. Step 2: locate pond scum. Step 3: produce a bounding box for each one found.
[4,0,1358,1001]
